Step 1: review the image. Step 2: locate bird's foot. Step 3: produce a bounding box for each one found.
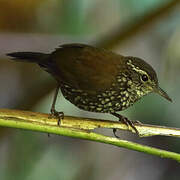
[111,113,140,137]
[113,128,120,138]
[49,108,64,126]
[120,116,139,134]
[133,120,142,125]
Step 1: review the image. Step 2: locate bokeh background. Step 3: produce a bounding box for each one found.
[0,0,180,179]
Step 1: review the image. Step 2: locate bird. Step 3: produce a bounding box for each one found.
[7,43,172,135]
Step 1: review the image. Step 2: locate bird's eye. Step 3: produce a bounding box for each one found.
[141,74,148,82]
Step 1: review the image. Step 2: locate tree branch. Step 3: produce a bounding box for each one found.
[96,0,180,49]
[0,108,180,162]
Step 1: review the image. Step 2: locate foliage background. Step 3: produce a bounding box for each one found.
[0,0,180,179]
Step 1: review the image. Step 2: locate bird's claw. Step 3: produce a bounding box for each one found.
[113,128,120,138]
[50,108,64,126]
[120,117,139,135]
[111,113,140,137]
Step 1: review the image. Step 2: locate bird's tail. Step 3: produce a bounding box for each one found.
[6,52,48,63]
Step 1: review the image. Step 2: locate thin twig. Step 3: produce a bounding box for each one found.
[0,108,180,162]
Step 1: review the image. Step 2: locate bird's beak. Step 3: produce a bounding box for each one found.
[154,86,172,102]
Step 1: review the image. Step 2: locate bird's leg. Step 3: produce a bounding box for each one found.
[50,85,64,126]
[111,112,139,136]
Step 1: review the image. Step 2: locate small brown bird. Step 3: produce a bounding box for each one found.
[7,43,172,135]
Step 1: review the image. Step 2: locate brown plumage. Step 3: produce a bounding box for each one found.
[7,43,172,135]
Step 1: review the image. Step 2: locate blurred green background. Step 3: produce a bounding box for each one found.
[0,0,180,179]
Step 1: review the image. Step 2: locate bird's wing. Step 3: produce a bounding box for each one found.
[49,44,124,93]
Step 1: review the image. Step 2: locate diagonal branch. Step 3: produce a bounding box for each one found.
[96,0,180,49]
[0,108,180,162]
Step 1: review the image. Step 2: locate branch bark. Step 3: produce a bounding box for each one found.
[0,108,180,162]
